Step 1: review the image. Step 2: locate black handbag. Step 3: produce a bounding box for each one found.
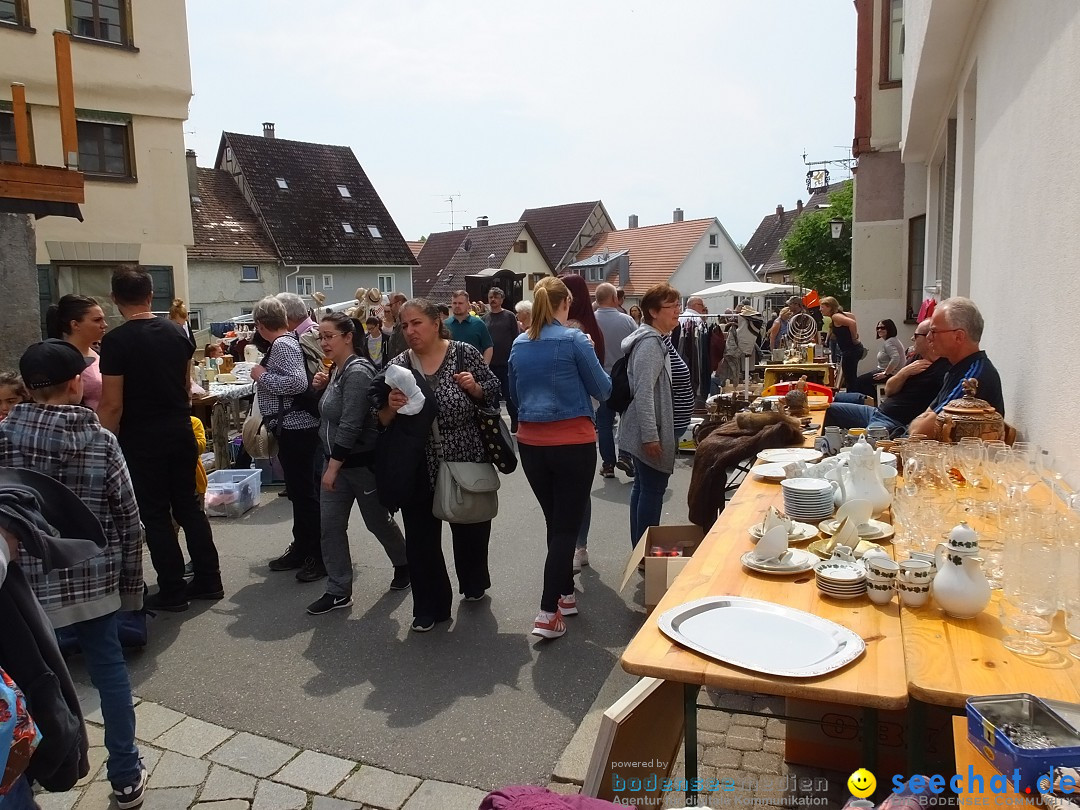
[454,345,517,474]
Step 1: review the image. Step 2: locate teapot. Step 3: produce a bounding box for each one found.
[933,523,991,619]
[829,437,893,517]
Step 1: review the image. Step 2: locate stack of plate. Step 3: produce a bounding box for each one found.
[780,478,835,522]
[740,548,819,575]
[814,560,867,600]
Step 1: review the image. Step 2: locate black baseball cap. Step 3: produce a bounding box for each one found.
[19,339,93,389]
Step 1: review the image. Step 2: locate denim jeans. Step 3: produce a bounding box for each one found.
[320,462,407,598]
[823,401,906,436]
[0,777,35,810]
[629,455,672,547]
[69,612,141,788]
[595,400,617,467]
[519,442,595,612]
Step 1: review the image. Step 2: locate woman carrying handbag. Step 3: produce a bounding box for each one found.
[374,299,501,633]
[509,277,611,640]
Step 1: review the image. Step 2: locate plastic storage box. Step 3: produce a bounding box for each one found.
[966,693,1080,792]
[205,469,262,518]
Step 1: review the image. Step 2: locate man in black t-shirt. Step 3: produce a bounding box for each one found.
[823,321,947,434]
[909,297,1003,439]
[99,267,221,612]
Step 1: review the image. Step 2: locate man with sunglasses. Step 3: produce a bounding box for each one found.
[908,297,1003,438]
[822,319,947,435]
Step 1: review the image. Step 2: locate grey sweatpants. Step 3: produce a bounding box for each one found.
[320,462,407,597]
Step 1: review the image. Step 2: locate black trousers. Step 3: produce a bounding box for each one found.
[489,364,518,425]
[276,426,322,562]
[400,492,491,620]
[519,442,595,613]
[123,425,219,600]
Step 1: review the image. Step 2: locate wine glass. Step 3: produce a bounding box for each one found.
[1061,516,1080,659]
[955,438,986,513]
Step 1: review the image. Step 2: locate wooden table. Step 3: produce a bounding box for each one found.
[620,459,908,796]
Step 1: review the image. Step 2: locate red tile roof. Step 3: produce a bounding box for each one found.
[188,168,278,262]
[406,240,425,259]
[573,218,715,294]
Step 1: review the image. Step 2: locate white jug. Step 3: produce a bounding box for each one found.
[837,438,892,517]
[933,540,991,619]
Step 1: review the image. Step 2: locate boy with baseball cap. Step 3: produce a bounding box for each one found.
[0,339,147,808]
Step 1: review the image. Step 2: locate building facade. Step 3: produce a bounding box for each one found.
[1,0,193,325]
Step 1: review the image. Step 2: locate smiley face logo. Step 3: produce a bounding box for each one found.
[848,768,877,798]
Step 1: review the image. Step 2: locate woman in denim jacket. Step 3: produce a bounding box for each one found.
[509,277,611,640]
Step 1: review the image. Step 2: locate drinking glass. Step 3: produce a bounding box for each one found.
[1000,513,1059,654]
[1061,516,1080,659]
[955,438,986,514]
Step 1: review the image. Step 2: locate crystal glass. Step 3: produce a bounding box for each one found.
[1061,515,1080,659]
[955,438,987,514]
[1000,512,1059,654]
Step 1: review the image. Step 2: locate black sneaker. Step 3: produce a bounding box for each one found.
[295,558,327,583]
[185,580,224,601]
[268,545,304,571]
[145,591,190,613]
[306,593,353,615]
[390,566,411,591]
[114,762,147,809]
[411,614,451,633]
[616,457,636,478]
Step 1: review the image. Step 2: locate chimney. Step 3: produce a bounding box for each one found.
[796,199,803,214]
[262,122,275,139]
[185,149,198,199]
[476,216,489,227]
[775,204,784,220]
[673,207,684,223]
[628,214,639,229]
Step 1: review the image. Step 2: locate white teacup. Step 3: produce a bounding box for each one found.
[900,559,934,583]
[830,544,856,563]
[865,557,899,580]
[835,499,874,534]
[897,580,930,607]
[866,576,895,605]
[752,525,789,562]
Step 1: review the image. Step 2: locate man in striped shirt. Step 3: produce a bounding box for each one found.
[908,297,1003,439]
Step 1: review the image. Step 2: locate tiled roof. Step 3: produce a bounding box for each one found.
[219,132,416,267]
[573,218,715,295]
[413,229,469,299]
[425,222,552,302]
[519,201,602,268]
[406,240,425,258]
[188,168,278,263]
[742,182,849,277]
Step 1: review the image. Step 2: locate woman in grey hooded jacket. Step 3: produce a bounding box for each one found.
[618,283,693,547]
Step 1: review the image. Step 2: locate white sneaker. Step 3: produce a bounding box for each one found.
[572,547,589,573]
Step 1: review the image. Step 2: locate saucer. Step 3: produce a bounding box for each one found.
[750,521,818,543]
[741,549,818,575]
[759,448,823,464]
[814,561,867,582]
[753,463,791,481]
[818,518,895,540]
[808,537,884,560]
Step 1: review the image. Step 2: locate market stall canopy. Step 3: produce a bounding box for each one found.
[689,281,807,298]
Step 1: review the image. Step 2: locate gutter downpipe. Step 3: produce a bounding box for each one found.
[284,264,302,294]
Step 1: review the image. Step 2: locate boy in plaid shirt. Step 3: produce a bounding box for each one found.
[0,339,146,808]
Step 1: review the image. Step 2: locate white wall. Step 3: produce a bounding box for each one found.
[672,221,756,299]
[904,0,1080,460]
[188,260,281,325]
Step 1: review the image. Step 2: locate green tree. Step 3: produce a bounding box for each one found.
[780,181,853,308]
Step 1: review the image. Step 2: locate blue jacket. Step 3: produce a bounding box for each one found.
[509,322,612,422]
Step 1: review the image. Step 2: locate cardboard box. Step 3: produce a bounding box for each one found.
[621,524,706,610]
[784,698,955,774]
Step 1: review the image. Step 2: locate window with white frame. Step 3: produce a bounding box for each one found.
[378,274,394,294]
[341,222,354,234]
[709,233,718,247]
[322,274,333,289]
[705,262,722,281]
[296,276,314,296]
[187,310,202,331]
[240,307,254,316]
[337,184,351,198]
[240,265,260,282]
[367,225,383,239]
[275,177,288,189]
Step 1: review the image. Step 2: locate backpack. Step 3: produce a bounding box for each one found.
[606,342,639,414]
[261,333,324,428]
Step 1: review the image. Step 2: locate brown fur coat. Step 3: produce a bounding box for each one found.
[687,411,806,530]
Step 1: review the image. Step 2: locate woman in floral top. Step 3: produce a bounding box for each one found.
[377,299,501,632]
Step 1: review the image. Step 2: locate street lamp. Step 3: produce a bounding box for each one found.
[830,218,844,239]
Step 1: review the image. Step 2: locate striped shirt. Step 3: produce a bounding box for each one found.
[664,335,695,433]
[256,335,320,431]
[929,351,1005,417]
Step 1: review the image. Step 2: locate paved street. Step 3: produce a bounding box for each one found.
[65,453,699,791]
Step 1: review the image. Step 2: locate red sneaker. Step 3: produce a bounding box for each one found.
[557,593,579,616]
[531,610,566,639]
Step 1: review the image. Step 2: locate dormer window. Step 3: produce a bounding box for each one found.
[337,185,351,198]
[367,225,382,238]
[275,177,288,189]
[341,222,354,234]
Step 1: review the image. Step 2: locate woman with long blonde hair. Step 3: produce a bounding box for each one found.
[509,277,610,639]
[819,296,863,391]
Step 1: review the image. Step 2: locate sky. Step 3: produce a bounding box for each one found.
[184,1,856,247]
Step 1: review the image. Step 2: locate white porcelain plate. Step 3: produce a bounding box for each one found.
[749,521,818,543]
[818,518,895,541]
[781,477,833,493]
[741,549,819,575]
[657,596,866,678]
[753,463,791,481]
[760,448,823,464]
